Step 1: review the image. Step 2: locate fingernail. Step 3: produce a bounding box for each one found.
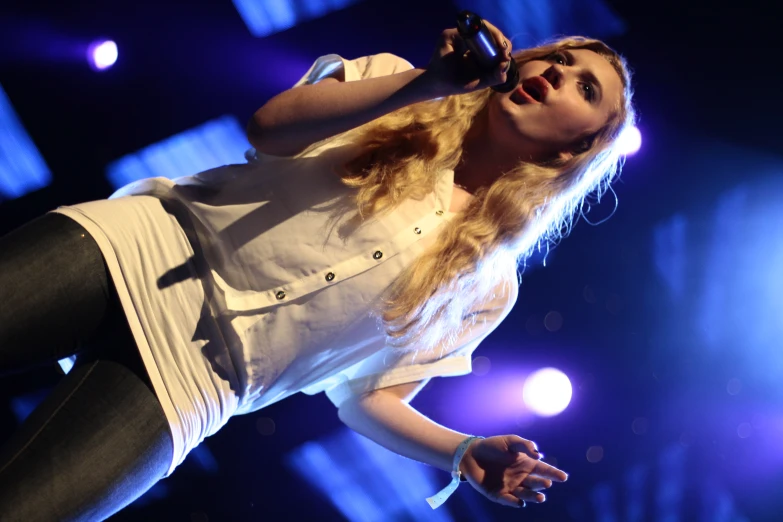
[503,39,508,49]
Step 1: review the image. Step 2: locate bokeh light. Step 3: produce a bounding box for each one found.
[586,446,604,463]
[631,417,649,435]
[88,40,118,70]
[471,356,491,376]
[727,378,742,395]
[737,423,753,439]
[256,417,276,436]
[544,311,563,332]
[522,367,573,417]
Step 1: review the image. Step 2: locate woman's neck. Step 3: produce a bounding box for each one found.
[453,107,520,194]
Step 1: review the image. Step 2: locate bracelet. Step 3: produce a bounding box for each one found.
[425,435,484,509]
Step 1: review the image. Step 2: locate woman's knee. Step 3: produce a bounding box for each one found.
[0,359,173,521]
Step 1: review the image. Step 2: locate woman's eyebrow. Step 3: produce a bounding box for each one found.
[563,50,603,104]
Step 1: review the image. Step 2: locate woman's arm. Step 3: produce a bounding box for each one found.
[247,67,438,157]
[339,384,567,509]
[338,384,471,474]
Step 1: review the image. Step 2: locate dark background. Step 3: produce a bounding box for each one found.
[1,0,782,520]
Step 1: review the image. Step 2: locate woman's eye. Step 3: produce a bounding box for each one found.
[580,82,595,101]
[551,53,567,65]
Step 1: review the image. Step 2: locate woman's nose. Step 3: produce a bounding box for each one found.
[543,65,564,90]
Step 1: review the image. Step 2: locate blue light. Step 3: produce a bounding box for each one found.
[653,170,783,382]
[9,389,50,424]
[453,0,626,48]
[106,115,249,190]
[232,0,365,37]
[0,83,52,202]
[653,213,687,301]
[286,427,473,520]
[188,443,219,473]
[585,443,749,520]
[127,482,171,508]
[590,482,618,522]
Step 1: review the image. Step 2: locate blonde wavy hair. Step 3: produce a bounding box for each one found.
[299,36,636,353]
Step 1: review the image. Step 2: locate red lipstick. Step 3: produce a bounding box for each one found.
[518,76,549,103]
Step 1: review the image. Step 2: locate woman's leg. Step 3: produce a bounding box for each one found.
[0,357,173,521]
[0,212,174,519]
[0,212,112,375]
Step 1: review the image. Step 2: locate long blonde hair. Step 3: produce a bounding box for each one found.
[299,37,636,353]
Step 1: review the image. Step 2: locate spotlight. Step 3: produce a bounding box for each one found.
[618,125,642,156]
[522,367,572,416]
[88,40,118,71]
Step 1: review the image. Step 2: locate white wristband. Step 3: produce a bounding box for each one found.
[425,435,484,509]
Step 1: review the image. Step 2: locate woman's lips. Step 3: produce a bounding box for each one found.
[512,84,538,104]
[511,76,549,104]
[511,83,541,104]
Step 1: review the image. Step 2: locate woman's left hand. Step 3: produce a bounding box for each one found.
[459,434,568,508]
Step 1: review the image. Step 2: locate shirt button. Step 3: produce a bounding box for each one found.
[276,290,286,300]
[436,210,444,216]
[373,250,383,260]
[414,227,422,234]
[325,272,335,282]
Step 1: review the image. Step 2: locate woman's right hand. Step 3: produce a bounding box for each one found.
[421,20,513,98]
[459,434,568,508]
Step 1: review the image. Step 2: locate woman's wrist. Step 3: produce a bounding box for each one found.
[425,434,484,509]
[456,435,483,478]
[416,69,459,99]
[405,68,454,102]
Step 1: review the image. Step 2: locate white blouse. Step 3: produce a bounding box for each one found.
[52,52,518,478]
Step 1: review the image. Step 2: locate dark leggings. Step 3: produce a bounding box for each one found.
[0,212,173,521]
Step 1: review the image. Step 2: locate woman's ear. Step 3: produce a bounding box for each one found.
[557,149,574,161]
[559,138,592,161]
[555,133,595,162]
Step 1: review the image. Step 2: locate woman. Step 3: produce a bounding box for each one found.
[0,17,635,520]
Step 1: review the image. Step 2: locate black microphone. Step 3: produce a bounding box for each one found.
[456,10,519,93]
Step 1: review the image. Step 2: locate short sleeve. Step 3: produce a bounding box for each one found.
[244,52,415,163]
[292,52,415,87]
[325,278,519,408]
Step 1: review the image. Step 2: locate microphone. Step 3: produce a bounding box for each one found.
[456,10,519,93]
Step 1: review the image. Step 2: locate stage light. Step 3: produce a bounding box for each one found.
[522,367,572,416]
[456,0,626,49]
[9,390,50,424]
[286,428,467,521]
[0,83,52,201]
[618,125,642,156]
[233,0,363,37]
[104,115,249,190]
[88,40,118,71]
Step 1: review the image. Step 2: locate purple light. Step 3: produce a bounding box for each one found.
[88,40,118,71]
[618,125,642,156]
[522,367,572,417]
